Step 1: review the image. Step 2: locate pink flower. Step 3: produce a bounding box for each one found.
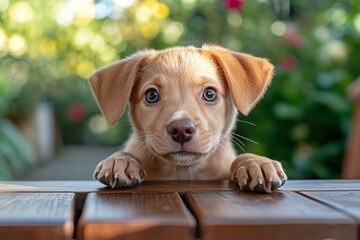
[68,103,86,122]
[280,55,297,71]
[223,0,245,11]
[283,28,304,48]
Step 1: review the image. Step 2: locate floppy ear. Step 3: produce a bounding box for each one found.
[89,50,153,125]
[202,45,274,116]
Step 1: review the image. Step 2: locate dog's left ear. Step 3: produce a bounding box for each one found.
[89,50,153,125]
[202,45,274,116]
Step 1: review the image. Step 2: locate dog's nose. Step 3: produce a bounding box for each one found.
[167,119,196,144]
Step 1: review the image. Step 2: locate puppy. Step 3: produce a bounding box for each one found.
[90,45,287,193]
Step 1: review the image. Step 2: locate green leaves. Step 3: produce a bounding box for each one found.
[0,119,35,180]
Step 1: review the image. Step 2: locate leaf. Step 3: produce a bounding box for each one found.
[273,102,303,120]
[313,92,350,113]
[0,119,35,172]
[0,154,14,180]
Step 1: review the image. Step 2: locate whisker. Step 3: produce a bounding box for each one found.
[114,118,132,126]
[236,119,256,126]
[231,138,246,153]
[232,132,258,145]
[130,132,153,141]
[231,135,247,148]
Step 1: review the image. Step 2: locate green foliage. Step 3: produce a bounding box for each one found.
[0,119,35,180]
[1,0,359,179]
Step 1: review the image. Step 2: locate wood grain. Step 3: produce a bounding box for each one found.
[301,191,360,223]
[0,180,239,193]
[186,191,357,240]
[78,192,195,240]
[0,180,359,240]
[1,180,360,193]
[281,179,360,191]
[0,193,75,240]
[0,181,105,192]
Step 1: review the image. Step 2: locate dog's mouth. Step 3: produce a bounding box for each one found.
[166,150,205,166]
[168,150,202,157]
[149,145,206,166]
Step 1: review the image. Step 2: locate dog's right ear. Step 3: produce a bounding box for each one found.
[89,50,153,125]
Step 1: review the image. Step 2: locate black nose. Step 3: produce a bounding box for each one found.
[167,119,196,144]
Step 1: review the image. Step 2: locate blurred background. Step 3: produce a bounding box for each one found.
[0,0,359,181]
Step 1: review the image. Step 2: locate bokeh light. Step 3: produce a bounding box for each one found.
[8,34,27,57]
[9,1,33,23]
[271,21,286,36]
[89,115,108,134]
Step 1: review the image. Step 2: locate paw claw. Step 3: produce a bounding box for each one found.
[128,178,139,187]
[99,176,111,187]
[279,172,287,181]
[271,181,281,191]
[114,179,128,189]
[258,178,263,185]
[231,154,287,193]
[243,178,248,186]
[254,184,266,193]
[94,153,145,189]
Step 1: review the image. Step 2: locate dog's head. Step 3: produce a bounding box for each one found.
[90,45,273,166]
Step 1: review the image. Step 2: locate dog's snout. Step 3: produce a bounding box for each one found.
[167,119,196,144]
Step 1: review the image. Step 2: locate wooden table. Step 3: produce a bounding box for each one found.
[0,180,359,240]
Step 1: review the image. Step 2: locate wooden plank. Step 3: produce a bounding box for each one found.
[186,191,357,240]
[1,180,360,193]
[281,179,360,191]
[78,192,195,240]
[0,181,105,192]
[0,180,238,193]
[302,191,360,237]
[0,193,75,240]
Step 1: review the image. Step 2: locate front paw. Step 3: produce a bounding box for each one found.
[94,152,146,189]
[231,153,287,193]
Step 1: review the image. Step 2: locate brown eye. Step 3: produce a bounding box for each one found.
[202,88,218,103]
[145,88,160,104]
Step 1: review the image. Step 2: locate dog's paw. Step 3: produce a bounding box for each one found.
[93,152,146,188]
[231,153,287,193]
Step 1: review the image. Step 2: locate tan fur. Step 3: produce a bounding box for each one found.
[90,45,287,193]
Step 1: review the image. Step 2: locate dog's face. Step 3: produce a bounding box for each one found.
[90,45,274,167]
[130,49,235,166]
